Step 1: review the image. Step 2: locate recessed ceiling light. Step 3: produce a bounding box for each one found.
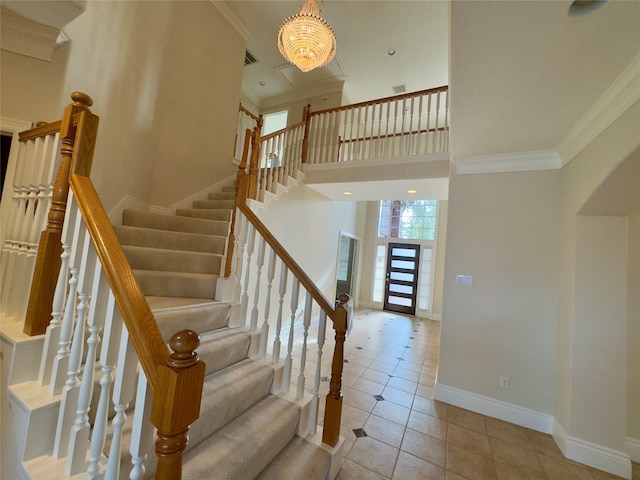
[259,81,266,86]
[343,191,352,196]
[387,48,396,56]
[407,189,417,194]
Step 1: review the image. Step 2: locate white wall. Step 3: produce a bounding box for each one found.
[437,169,561,420]
[2,1,246,214]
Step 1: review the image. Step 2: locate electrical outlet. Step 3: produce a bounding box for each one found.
[499,376,510,389]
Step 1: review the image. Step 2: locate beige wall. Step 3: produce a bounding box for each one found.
[2,1,245,214]
[556,100,640,448]
[438,169,561,415]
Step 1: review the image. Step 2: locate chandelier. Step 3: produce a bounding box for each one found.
[277,0,337,73]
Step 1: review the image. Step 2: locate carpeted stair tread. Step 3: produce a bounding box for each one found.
[188,360,275,449]
[115,225,226,253]
[255,435,331,480]
[197,328,251,376]
[147,297,231,337]
[123,209,229,236]
[193,199,236,210]
[133,269,217,299]
[176,208,232,221]
[182,395,300,480]
[122,245,222,274]
[208,192,236,200]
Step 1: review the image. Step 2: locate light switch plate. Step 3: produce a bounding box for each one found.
[456,274,473,286]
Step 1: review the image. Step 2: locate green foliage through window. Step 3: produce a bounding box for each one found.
[378,200,437,240]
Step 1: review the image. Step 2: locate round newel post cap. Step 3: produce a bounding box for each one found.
[168,330,200,368]
[70,92,93,108]
[338,293,350,304]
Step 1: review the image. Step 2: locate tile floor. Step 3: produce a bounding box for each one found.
[317,308,640,480]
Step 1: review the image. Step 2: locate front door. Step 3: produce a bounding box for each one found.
[383,243,421,315]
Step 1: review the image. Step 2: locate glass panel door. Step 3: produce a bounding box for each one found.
[383,243,421,315]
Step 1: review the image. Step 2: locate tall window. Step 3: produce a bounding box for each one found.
[377,200,438,240]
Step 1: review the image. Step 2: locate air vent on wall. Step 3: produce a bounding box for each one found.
[392,85,406,94]
[245,50,258,66]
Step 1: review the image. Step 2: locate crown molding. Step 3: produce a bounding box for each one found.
[0,10,68,62]
[453,150,562,175]
[558,54,640,166]
[210,1,251,42]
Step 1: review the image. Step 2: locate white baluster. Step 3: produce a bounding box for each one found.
[426,93,433,154]
[238,223,256,328]
[129,370,154,480]
[67,262,106,474]
[375,103,384,159]
[272,263,288,363]
[53,291,88,458]
[383,103,391,158]
[86,292,121,479]
[105,325,139,480]
[296,291,313,399]
[38,243,70,386]
[416,95,424,155]
[310,311,327,435]
[250,236,266,331]
[433,91,441,153]
[407,97,415,155]
[259,246,276,358]
[443,89,450,152]
[50,267,78,395]
[282,277,300,394]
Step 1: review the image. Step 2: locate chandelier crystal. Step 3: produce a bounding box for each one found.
[277,0,337,73]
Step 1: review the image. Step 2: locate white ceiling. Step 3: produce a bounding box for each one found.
[221,1,449,106]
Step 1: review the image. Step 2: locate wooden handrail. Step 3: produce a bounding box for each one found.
[18,120,62,142]
[238,202,336,318]
[70,174,169,383]
[311,85,448,116]
[259,120,305,143]
[239,103,262,126]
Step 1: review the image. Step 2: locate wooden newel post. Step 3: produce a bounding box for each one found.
[322,293,349,447]
[301,104,312,165]
[23,92,93,336]
[246,127,260,200]
[152,330,205,480]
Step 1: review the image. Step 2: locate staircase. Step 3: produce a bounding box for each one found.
[2,167,342,479]
[112,185,332,479]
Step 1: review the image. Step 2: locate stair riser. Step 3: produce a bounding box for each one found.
[208,192,236,200]
[123,210,229,236]
[154,302,231,339]
[134,271,217,299]
[115,225,226,254]
[193,199,235,210]
[123,246,222,275]
[176,209,232,221]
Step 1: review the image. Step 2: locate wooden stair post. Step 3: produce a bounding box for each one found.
[23,92,96,336]
[152,330,205,480]
[322,293,349,447]
[301,104,312,165]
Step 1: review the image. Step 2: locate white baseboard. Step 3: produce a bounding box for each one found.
[108,195,152,225]
[626,436,640,463]
[553,421,632,479]
[107,175,236,225]
[433,383,553,434]
[169,174,236,211]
